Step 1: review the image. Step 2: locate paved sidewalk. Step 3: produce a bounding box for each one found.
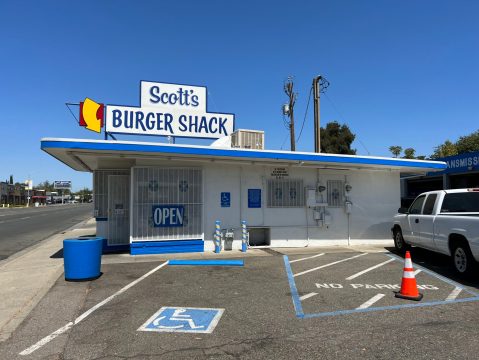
[0,218,96,342]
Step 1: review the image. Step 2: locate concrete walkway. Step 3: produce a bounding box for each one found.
[0,218,96,342]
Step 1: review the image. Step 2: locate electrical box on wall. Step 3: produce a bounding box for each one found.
[324,215,332,225]
[306,188,328,208]
[307,189,316,207]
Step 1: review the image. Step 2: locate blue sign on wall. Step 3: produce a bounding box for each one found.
[221,192,231,207]
[152,205,184,227]
[248,189,261,208]
[138,307,224,334]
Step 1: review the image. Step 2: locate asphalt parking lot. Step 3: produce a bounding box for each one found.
[3,247,479,359]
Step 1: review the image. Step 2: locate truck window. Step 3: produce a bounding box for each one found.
[422,194,437,215]
[441,192,479,213]
[409,195,426,214]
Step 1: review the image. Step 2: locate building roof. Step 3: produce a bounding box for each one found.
[41,138,447,174]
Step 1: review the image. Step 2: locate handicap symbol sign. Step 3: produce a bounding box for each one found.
[221,192,230,207]
[138,307,224,334]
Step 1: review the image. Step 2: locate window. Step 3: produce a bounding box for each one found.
[422,194,437,215]
[409,195,426,214]
[131,167,203,241]
[327,180,344,207]
[441,192,479,213]
[267,179,304,207]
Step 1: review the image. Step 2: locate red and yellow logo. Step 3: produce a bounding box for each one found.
[79,98,104,133]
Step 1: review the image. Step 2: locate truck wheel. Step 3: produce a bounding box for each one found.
[452,242,476,276]
[393,228,409,253]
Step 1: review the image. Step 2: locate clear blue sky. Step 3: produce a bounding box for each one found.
[1,1,478,191]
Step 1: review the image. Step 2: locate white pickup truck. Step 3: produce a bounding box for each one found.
[392,189,479,276]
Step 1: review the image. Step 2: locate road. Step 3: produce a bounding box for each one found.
[0,204,93,261]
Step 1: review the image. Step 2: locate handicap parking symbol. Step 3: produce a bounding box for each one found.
[138,307,224,334]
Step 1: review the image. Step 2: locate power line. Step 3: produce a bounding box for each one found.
[323,93,371,155]
[296,86,313,144]
[280,133,289,150]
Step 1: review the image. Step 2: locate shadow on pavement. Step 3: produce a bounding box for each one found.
[385,246,479,291]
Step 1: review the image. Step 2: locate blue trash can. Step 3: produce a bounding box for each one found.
[63,237,103,281]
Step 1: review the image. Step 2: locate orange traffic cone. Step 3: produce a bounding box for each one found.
[394,251,423,301]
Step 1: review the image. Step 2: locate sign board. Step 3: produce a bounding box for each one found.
[221,192,231,207]
[105,81,235,139]
[24,180,33,190]
[53,181,71,190]
[271,167,289,179]
[248,189,261,208]
[138,307,224,334]
[436,151,479,174]
[152,205,184,227]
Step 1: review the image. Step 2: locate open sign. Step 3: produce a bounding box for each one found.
[152,205,184,227]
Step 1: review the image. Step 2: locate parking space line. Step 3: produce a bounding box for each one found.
[386,253,479,297]
[446,287,462,301]
[302,296,479,319]
[346,259,395,280]
[293,253,367,277]
[299,292,318,301]
[20,261,169,356]
[356,294,385,309]
[283,256,304,317]
[414,269,422,276]
[289,253,325,263]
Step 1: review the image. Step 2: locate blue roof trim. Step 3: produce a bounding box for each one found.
[41,140,447,170]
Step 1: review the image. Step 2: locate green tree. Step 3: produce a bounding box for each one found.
[389,146,402,158]
[9,175,13,185]
[75,187,92,202]
[456,130,479,154]
[430,140,458,159]
[403,148,416,159]
[35,181,55,192]
[320,121,356,155]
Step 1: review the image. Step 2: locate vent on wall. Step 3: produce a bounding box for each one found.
[231,129,264,150]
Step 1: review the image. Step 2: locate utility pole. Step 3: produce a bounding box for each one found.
[312,75,330,153]
[283,77,297,151]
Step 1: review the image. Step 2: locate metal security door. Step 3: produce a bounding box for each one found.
[108,175,130,246]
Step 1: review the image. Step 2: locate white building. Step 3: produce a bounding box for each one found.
[41,133,446,255]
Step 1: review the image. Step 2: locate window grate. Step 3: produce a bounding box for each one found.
[93,169,130,218]
[327,180,344,207]
[131,167,203,241]
[267,178,304,207]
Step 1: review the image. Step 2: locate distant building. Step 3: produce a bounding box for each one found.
[0,182,26,206]
[401,150,479,206]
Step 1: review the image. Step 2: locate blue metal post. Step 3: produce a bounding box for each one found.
[215,220,221,253]
[241,220,247,252]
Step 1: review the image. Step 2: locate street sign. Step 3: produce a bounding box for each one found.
[221,192,230,207]
[138,307,224,334]
[53,181,71,190]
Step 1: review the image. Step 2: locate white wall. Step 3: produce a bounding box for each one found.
[99,159,400,249]
[202,163,400,249]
